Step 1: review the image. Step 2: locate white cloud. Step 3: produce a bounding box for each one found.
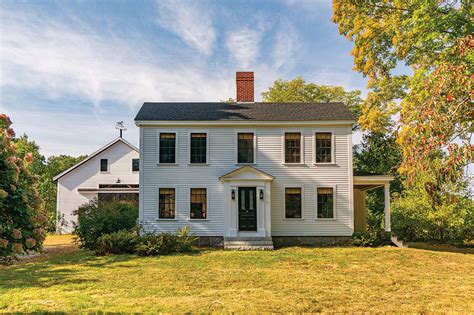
[155,0,216,55]
[0,9,231,110]
[226,27,264,69]
[272,20,301,70]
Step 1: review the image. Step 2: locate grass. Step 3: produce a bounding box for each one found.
[0,236,473,313]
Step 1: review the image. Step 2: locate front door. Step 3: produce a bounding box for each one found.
[238,187,257,231]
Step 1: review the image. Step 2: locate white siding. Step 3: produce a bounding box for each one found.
[57,141,139,233]
[140,125,353,236]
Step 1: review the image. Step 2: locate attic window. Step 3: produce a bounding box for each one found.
[100,159,108,172]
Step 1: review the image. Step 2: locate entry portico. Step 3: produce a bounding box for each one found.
[219,166,274,238]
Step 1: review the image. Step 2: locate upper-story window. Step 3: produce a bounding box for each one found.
[132,158,139,172]
[237,133,254,164]
[284,132,301,163]
[315,133,333,163]
[190,133,207,164]
[285,187,302,219]
[100,159,108,172]
[159,133,176,163]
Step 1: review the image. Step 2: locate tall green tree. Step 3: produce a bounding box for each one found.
[332,0,472,217]
[261,77,363,124]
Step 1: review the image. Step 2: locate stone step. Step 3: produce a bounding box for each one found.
[224,237,273,242]
[224,245,274,250]
[391,235,408,248]
[224,240,274,246]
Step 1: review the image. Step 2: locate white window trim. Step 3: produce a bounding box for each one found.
[188,130,210,165]
[235,130,257,165]
[282,130,305,165]
[157,130,179,165]
[132,158,139,172]
[283,185,305,220]
[313,130,336,165]
[157,186,178,220]
[100,158,109,173]
[315,185,337,220]
[188,186,210,221]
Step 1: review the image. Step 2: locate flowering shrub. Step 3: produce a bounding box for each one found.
[0,114,47,264]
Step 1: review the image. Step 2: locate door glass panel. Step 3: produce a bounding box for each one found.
[249,190,254,210]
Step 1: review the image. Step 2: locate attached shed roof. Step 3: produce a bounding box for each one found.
[134,102,355,122]
[53,137,139,181]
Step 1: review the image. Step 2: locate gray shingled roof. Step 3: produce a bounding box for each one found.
[134,102,355,121]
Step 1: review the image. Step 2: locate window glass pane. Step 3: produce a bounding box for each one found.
[285,133,301,163]
[159,188,175,219]
[237,133,254,163]
[285,187,302,218]
[190,188,207,219]
[316,133,332,163]
[132,158,139,171]
[190,133,207,164]
[100,159,108,172]
[317,187,334,218]
[159,133,176,163]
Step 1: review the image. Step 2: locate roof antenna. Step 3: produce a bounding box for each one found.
[115,121,126,138]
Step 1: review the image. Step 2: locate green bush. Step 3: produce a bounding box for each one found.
[135,228,197,256]
[352,212,392,247]
[392,189,473,244]
[73,200,138,250]
[95,229,139,256]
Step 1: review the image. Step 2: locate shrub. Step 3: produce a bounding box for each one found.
[392,188,473,244]
[352,212,392,247]
[135,228,196,256]
[73,200,138,250]
[95,230,139,256]
[0,114,47,264]
[135,233,179,256]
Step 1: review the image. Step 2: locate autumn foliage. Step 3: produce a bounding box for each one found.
[0,114,47,263]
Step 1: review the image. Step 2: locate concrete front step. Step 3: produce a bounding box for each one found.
[224,237,274,250]
[391,235,408,248]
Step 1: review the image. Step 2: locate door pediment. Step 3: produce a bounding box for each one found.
[219,165,274,182]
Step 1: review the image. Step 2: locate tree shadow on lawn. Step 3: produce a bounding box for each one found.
[407,242,474,255]
[1,247,207,290]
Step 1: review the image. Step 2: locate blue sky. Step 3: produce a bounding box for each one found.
[0,0,368,157]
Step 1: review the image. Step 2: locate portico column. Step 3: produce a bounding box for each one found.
[384,183,391,232]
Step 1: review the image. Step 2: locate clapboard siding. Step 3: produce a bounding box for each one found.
[140,125,353,236]
[57,141,139,233]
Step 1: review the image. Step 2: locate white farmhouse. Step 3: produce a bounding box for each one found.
[134,72,393,249]
[54,137,139,233]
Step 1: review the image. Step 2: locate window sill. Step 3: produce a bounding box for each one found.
[235,163,257,166]
[315,218,337,221]
[188,163,209,166]
[282,163,306,166]
[283,217,304,221]
[188,218,209,221]
[157,163,178,166]
[100,171,110,174]
[156,218,178,221]
[313,163,338,167]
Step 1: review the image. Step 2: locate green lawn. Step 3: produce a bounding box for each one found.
[0,236,473,313]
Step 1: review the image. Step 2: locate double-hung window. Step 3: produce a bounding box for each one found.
[285,132,301,163]
[315,133,332,163]
[100,159,108,172]
[317,187,335,219]
[285,187,302,218]
[190,133,207,164]
[237,133,254,164]
[159,188,175,219]
[190,188,207,219]
[159,133,176,163]
[132,158,139,172]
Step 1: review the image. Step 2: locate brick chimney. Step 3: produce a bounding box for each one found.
[236,71,254,102]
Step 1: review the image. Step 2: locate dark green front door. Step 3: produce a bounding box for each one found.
[238,187,257,231]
